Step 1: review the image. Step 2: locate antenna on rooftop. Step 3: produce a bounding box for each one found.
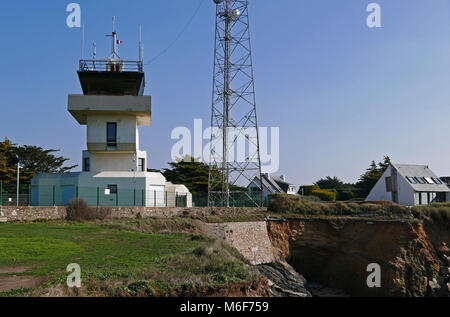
[139,25,143,62]
[109,16,119,60]
[81,24,85,60]
[93,42,97,70]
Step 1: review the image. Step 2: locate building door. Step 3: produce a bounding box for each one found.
[147,185,165,207]
[101,185,117,206]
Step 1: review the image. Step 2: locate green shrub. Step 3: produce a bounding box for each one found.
[67,198,111,221]
[301,195,321,202]
[410,205,450,227]
[337,190,355,201]
[298,185,320,196]
[268,193,302,213]
[311,189,337,202]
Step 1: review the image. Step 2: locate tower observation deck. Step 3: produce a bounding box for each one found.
[78,59,145,96]
[77,20,145,96]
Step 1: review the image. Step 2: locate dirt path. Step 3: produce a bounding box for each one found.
[0,265,45,292]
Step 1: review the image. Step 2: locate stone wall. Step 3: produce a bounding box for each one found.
[0,206,67,222]
[207,222,275,265]
[0,206,265,222]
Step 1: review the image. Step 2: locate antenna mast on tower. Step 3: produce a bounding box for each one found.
[208,0,264,207]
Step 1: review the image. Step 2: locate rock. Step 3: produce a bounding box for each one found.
[429,278,441,290]
[257,261,311,297]
[306,282,350,297]
[0,217,7,223]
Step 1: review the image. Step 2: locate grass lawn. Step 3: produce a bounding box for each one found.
[0,221,259,297]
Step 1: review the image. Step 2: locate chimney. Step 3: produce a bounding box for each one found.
[265,173,270,180]
[280,175,286,181]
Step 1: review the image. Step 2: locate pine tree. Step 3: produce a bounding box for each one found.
[0,137,77,189]
[356,156,391,197]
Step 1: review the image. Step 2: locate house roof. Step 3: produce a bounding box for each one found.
[391,163,450,192]
[267,175,295,193]
[248,174,295,194]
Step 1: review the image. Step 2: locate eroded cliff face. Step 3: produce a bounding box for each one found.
[267,219,444,297]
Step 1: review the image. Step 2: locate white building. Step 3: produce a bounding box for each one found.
[248,174,297,197]
[366,163,450,206]
[32,26,191,207]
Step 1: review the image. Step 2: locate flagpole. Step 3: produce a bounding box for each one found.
[81,24,85,60]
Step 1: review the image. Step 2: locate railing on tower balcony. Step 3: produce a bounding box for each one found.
[79,59,144,73]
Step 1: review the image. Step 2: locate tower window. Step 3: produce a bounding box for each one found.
[138,158,145,172]
[107,122,117,146]
[83,158,90,172]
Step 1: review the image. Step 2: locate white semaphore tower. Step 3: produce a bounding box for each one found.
[32,20,191,207]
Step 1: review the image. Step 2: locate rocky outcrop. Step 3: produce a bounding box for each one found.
[257,261,311,297]
[267,219,443,297]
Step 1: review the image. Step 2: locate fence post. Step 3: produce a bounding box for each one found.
[53,185,56,206]
[28,184,31,206]
[97,187,99,206]
[154,191,156,207]
[116,189,119,207]
[142,189,145,207]
[134,189,136,206]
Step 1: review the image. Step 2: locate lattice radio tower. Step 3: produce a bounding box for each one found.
[208,0,264,207]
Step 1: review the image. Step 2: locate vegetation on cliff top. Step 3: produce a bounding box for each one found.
[268,193,450,225]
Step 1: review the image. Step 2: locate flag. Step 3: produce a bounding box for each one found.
[117,40,123,44]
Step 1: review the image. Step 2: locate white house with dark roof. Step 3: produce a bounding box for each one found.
[247,174,297,197]
[366,163,450,206]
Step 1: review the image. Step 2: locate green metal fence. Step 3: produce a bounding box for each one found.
[0,183,268,208]
[192,192,269,207]
[0,183,32,206]
[0,183,188,208]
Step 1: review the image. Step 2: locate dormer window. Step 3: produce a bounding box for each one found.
[432,178,443,185]
[407,177,417,184]
[416,177,426,185]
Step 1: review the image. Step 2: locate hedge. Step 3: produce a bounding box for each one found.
[311,189,337,202]
[298,185,320,196]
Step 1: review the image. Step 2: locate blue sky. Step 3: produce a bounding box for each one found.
[1,0,450,185]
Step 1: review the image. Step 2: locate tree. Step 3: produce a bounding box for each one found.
[163,155,211,193]
[0,138,16,184]
[315,176,344,190]
[356,156,391,198]
[163,155,247,194]
[0,138,77,186]
[314,176,358,201]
